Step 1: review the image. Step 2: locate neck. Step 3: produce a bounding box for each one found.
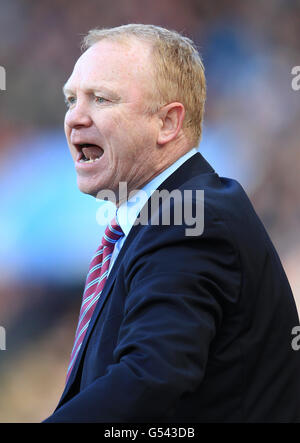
[115,142,195,206]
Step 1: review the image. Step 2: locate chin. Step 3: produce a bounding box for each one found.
[77,177,117,201]
[77,179,100,197]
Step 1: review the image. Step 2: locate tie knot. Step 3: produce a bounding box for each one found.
[102,217,124,249]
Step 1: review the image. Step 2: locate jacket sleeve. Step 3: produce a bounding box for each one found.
[44,206,241,422]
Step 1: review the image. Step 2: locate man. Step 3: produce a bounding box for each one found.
[44,24,300,422]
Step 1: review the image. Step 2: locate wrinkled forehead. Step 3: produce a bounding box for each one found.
[65,38,155,98]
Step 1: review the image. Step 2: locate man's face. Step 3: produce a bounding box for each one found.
[63,39,160,200]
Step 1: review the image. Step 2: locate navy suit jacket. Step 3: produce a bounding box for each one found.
[45,152,300,422]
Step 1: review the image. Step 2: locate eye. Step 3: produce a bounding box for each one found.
[64,96,76,107]
[95,96,106,104]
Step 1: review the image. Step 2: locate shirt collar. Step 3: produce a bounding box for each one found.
[117,148,198,237]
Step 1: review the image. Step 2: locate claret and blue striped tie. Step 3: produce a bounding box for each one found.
[66,217,124,383]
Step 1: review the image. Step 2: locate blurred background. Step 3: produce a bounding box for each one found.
[0,0,299,422]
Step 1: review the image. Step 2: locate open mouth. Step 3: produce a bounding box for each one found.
[76,143,104,163]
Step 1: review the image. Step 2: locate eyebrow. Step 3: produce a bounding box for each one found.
[62,84,73,96]
[62,84,121,101]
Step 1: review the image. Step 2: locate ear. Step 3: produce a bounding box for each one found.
[157,102,185,145]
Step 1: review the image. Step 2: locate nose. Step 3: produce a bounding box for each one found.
[65,100,93,129]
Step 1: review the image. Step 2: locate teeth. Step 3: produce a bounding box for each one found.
[79,157,101,163]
